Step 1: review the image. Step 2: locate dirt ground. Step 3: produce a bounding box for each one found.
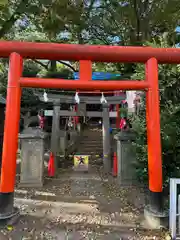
[0,164,169,239]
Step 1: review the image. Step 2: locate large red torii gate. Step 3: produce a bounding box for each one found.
[0,40,179,220]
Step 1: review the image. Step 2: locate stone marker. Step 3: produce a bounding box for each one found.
[19,127,48,187]
[114,130,137,185]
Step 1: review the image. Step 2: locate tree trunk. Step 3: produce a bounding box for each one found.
[50,60,57,72]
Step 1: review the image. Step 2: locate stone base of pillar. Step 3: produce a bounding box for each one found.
[144,191,168,229]
[0,193,19,221]
[144,205,168,229]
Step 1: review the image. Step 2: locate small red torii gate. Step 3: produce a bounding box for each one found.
[0,41,179,220]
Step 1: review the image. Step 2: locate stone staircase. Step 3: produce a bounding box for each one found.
[75,127,103,158]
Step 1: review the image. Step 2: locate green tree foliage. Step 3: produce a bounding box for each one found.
[0,1,180,137]
[0,0,180,46]
[21,60,42,108]
[0,58,43,109]
[132,38,180,187]
[0,59,9,96]
[91,0,180,46]
[0,0,179,79]
[0,0,46,39]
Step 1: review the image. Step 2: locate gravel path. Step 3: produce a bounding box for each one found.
[0,165,168,239]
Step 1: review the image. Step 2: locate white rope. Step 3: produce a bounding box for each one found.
[43,90,49,102]
[74,92,80,104]
[100,92,107,104]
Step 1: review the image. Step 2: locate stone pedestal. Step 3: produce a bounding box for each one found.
[19,128,48,187]
[114,130,136,185]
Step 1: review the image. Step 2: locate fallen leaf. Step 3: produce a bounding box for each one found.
[7,226,13,231]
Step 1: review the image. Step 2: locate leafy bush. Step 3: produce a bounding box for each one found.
[132,39,180,188]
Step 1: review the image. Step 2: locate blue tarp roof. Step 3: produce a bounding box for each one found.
[73,72,121,80]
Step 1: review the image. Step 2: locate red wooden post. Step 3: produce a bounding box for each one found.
[113,152,117,177]
[78,60,92,124]
[0,53,22,219]
[79,60,92,81]
[145,57,163,213]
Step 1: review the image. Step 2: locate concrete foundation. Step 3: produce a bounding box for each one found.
[144,205,168,229]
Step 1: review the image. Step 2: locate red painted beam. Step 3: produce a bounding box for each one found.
[20,78,149,91]
[0,41,179,63]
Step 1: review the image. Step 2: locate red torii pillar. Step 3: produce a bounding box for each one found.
[145,58,163,213]
[0,53,22,218]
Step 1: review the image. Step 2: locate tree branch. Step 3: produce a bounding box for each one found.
[33,60,49,70]
[57,61,77,72]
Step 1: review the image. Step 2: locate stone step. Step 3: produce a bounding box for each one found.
[8,195,164,239]
[78,150,102,153]
[81,142,102,146]
[83,131,102,133]
[80,145,102,148]
[82,138,102,141]
[75,153,103,156]
[83,131,102,135]
[80,141,102,144]
[78,145,103,152]
[14,197,137,229]
[82,139,102,141]
[79,147,103,151]
[79,138,102,141]
[15,190,99,205]
[77,144,102,148]
[82,132,102,135]
[83,130,102,132]
[81,139,102,142]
